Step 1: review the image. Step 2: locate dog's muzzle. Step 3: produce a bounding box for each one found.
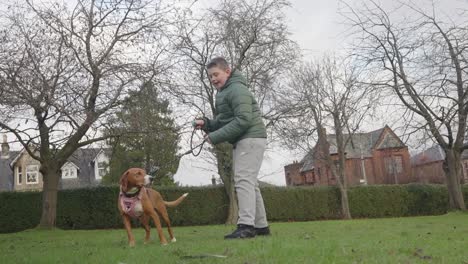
[144,175,154,186]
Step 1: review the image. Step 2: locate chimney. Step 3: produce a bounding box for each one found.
[319,127,327,138]
[316,126,327,146]
[1,134,9,159]
[316,126,330,158]
[211,175,216,185]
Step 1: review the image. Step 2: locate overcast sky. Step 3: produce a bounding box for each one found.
[174,0,365,186]
[2,0,466,186]
[174,0,467,186]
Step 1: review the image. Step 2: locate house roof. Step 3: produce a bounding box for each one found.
[62,161,80,170]
[7,147,109,182]
[327,126,404,159]
[300,126,406,172]
[0,151,20,191]
[66,148,109,180]
[410,145,445,166]
[462,149,468,160]
[9,148,29,167]
[410,145,468,166]
[300,151,315,172]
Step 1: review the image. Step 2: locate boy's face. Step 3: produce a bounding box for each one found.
[208,66,231,90]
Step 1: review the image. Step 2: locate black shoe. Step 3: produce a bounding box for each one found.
[255,226,271,236]
[224,224,256,239]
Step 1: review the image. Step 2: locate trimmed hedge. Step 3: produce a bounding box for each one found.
[57,186,122,229]
[348,184,449,218]
[1,184,467,233]
[262,186,341,221]
[0,191,42,233]
[56,186,227,230]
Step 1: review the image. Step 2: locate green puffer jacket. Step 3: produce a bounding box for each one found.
[203,70,267,145]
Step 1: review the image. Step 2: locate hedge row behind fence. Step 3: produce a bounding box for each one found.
[1,184,467,233]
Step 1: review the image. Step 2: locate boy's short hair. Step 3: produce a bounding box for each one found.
[207,57,230,70]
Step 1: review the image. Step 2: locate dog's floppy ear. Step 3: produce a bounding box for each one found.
[119,170,130,193]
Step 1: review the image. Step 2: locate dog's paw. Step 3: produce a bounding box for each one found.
[183,193,189,197]
[161,242,169,246]
[129,241,136,248]
[171,237,177,243]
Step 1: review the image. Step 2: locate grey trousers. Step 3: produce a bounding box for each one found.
[233,138,268,228]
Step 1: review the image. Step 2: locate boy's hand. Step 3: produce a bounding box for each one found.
[192,119,205,130]
[204,133,212,144]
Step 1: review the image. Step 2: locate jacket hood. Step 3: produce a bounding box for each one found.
[222,70,247,90]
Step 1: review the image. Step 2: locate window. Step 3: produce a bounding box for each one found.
[26,165,39,184]
[61,165,77,179]
[94,151,109,180]
[384,156,403,174]
[94,161,108,180]
[98,162,107,177]
[16,166,22,185]
[334,160,341,171]
[394,156,403,173]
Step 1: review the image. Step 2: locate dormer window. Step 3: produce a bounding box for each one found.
[94,151,109,180]
[96,161,107,179]
[61,162,78,179]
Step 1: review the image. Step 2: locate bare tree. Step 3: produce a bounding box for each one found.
[168,0,299,224]
[343,0,467,210]
[275,56,374,219]
[0,0,173,228]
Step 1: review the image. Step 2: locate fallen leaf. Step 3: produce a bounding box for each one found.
[412,248,432,260]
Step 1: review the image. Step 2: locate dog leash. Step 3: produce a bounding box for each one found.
[181,127,206,157]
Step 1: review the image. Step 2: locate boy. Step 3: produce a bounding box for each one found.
[194,57,270,239]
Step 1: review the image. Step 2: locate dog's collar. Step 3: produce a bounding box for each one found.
[122,187,142,198]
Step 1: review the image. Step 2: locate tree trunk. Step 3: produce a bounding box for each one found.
[339,185,352,219]
[333,167,352,219]
[444,149,466,210]
[333,115,352,219]
[224,177,239,224]
[214,143,238,224]
[37,165,61,229]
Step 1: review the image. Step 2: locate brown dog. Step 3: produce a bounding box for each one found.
[118,168,188,247]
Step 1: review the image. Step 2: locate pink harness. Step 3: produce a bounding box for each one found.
[119,187,145,219]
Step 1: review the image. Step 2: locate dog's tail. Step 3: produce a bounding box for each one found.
[164,193,189,207]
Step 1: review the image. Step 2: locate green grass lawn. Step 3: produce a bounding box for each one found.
[1,212,467,264]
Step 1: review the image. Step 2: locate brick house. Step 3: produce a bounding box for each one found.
[284,126,412,186]
[411,145,468,184]
[0,135,110,192]
[284,160,304,186]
